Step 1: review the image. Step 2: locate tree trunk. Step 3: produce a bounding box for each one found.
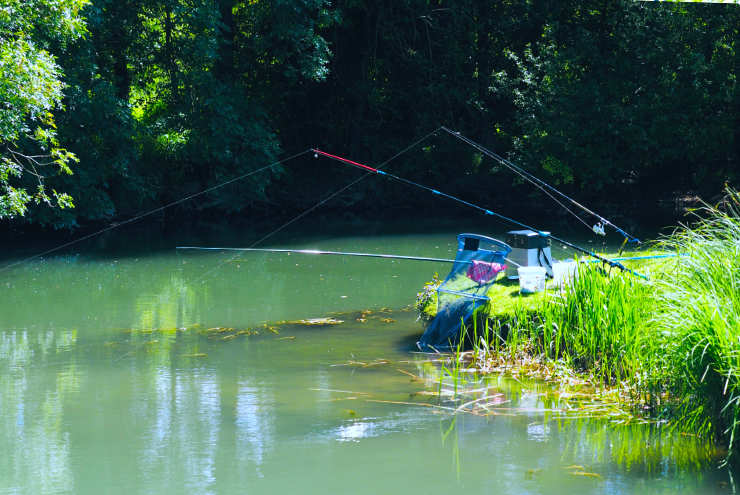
[216,0,236,79]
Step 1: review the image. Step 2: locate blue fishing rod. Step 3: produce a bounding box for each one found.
[312,149,647,279]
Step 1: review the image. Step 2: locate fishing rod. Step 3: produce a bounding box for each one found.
[176,246,458,263]
[312,149,647,279]
[0,149,313,274]
[440,127,641,245]
[177,246,670,278]
[177,246,527,267]
[581,253,682,263]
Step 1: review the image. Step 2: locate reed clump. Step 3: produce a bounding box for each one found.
[644,188,740,465]
[536,264,654,386]
[426,187,740,464]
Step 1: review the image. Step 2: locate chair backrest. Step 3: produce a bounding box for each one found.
[437,233,511,297]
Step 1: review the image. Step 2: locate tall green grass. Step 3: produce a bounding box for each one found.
[537,264,654,386]
[516,188,740,462]
[648,189,740,464]
[428,188,740,463]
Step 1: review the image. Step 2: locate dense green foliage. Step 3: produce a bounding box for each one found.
[0,0,88,219]
[496,2,738,196]
[0,0,737,228]
[545,191,740,465]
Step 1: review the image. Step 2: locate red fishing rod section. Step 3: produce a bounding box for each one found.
[312,149,383,174]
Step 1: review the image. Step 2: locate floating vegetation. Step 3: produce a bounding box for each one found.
[340,358,392,369]
[182,353,207,358]
[396,368,422,382]
[118,306,407,353]
[206,327,233,333]
[407,328,648,422]
[524,468,541,480]
[287,318,343,326]
[258,317,345,328]
[569,470,602,480]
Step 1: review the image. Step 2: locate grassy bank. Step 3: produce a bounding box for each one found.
[418,188,740,464]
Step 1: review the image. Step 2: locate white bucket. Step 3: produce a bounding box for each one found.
[517,266,547,294]
[552,261,577,287]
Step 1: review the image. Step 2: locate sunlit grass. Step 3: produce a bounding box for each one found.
[536,264,654,385]
[645,189,740,465]
[423,188,740,464]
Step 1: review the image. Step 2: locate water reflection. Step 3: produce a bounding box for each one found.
[419,362,725,476]
[336,420,375,442]
[235,381,274,476]
[0,329,77,495]
[0,236,733,494]
[0,319,732,494]
[527,422,551,442]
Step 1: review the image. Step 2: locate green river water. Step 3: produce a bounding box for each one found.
[0,231,733,494]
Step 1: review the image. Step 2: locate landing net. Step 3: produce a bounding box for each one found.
[417,234,511,351]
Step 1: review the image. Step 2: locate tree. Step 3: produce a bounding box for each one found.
[33,0,335,228]
[494,0,738,203]
[0,0,89,219]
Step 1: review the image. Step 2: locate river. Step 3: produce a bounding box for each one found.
[0,230,732,494]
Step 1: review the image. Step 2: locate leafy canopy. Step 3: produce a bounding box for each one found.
[0,0,88,219]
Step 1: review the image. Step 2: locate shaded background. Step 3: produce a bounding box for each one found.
[2,0,738,239]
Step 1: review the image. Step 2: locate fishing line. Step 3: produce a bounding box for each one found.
[442,127,594,225]
[246,128,445,246]
[249,127,444,250]
[187,128,444,282]
[313,148,646,279]
[0,149,311,274]
[440,127,640,244]
[443,127,614,237]
[447,129,594,233]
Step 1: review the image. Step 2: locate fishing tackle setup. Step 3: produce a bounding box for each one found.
[438,127,641,246]
[308,146,644,279]
[4,125,665,350]
[178,128,658,350]
[304,141,651,350]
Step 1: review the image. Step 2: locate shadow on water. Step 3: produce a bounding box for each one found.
[394,332,423,352]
